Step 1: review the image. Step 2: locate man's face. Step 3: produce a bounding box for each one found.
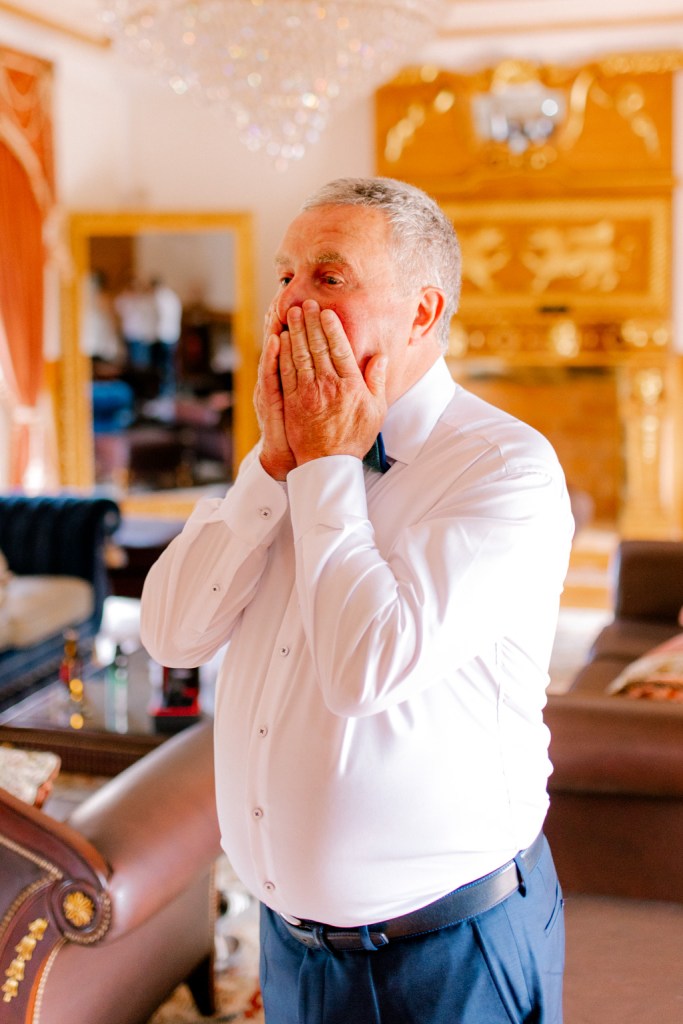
[272,204,427,403]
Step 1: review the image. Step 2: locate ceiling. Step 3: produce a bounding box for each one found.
[2,0,683,69]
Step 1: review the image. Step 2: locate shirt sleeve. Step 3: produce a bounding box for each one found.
[288,451,573,718]
[139,450,288,667]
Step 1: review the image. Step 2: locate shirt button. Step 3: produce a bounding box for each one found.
[258,507,272,519]
[258,725,268,737]
[263,881,275,893]
[279,645,290,657]
[252,807,264,819]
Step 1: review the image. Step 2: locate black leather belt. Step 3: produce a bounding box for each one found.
[281,832,545,953]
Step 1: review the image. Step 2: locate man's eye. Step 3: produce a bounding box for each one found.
[279,275,292,287]
[322,275,341,285]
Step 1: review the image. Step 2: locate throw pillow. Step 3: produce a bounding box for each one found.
[608,633,683,702]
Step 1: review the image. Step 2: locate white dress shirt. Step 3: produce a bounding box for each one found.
[140,358,574,927]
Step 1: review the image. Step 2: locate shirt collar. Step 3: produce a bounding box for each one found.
[382,359,456,466]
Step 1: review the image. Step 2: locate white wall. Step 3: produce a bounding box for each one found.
[0,12,373,333]
[135,232,237,309]
[1,8,682,337]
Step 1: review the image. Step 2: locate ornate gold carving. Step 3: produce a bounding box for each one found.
[548,320,580,358]
[459,227,510,291]
[62,891,95,929]
[447,318,671,361]
[521,220,634,293]
[377,51,677,179]
[2,917,48,1003]
[442,198,669,317]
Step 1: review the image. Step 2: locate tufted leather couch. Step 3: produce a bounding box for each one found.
[0,495,121,709]
[0,718,221,1023]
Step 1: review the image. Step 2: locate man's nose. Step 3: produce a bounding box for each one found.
[274,281,306,327]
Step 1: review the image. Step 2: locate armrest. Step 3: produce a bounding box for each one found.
[544,692,683,797]
[613,539,683,623]
[0,784,112,934]
[68,719,221,939]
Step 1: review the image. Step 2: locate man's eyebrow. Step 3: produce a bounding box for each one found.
[274,251,350,268]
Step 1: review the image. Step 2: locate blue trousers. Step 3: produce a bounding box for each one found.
[259,837,564,1024]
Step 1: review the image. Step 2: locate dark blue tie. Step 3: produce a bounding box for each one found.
[363,433,390,473]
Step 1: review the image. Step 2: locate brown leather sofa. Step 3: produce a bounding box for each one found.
[0,719,221,1024]
[544,693,683,903]
[543,538,683,904]
[568,539,683,694]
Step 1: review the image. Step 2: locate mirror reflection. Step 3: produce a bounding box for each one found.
[79,228,241,495]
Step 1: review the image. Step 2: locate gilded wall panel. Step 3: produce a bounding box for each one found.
[444,197,670,320]
[375,57,680,195]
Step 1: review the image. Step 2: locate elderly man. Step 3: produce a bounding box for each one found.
[141,177,573,1024]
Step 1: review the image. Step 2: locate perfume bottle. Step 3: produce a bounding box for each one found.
[59,629,88,729]
[59,629,82,690]
[105,643,129,733]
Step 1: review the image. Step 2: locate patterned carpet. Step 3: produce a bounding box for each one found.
[148,860,263,1023]
[149,973,263,1024]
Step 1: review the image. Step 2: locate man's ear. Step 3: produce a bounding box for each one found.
[410,287,446,342]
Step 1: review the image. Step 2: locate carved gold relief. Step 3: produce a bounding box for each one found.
[459,227,510,291]
[62,891,95,929]
[376,52,679,184]
[618,363,673,534]
[447,318,671,361]
[443,198,669,318]
[2,918,48,1003]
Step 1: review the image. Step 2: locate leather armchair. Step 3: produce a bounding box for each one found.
[0,719,221,1023]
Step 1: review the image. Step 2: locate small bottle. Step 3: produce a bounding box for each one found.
[105,644,129,733]
[59,629,82,690]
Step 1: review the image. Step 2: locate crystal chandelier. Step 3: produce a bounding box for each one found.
[101,0,444,169]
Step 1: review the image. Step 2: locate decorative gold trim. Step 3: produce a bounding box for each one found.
[0,834,63,881]
[2,917,48,1004]
[437,18,683,43]
[0,878,58,944]
[0,2,111,48]
[62,891,95,929]
[31,937,65,1024]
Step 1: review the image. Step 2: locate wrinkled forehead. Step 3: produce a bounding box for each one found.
[275,205,394,266]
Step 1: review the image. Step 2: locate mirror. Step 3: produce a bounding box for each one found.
[58,211,259,516]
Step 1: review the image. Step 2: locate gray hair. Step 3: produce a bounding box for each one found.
[301,177,461,352]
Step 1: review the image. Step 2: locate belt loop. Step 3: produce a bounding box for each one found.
[312,925,335,954]
[514,850,530,897]
[358,926,389,951]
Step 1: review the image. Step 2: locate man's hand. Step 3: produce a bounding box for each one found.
[278,300,387,466]
[254,305,296,480]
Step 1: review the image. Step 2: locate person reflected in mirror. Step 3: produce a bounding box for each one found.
[114,276,157,371]
[151,276,183,396]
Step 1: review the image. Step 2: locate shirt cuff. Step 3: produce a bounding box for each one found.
[218,452,289,547]
[288,456,368,541]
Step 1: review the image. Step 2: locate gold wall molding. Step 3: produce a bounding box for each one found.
[0,2,110,48]
[376,56,677,191]
[443,197,670,320]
